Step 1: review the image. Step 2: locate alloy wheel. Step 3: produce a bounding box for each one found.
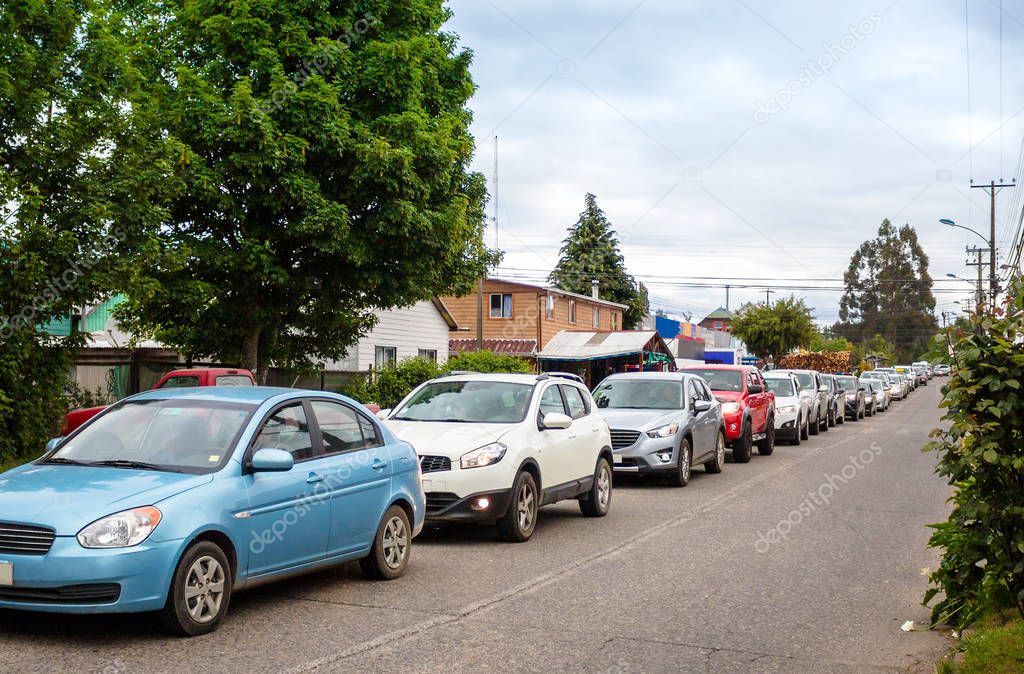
[184,555,226,625]
[596,464,611,509]
[517,481,536,531]
[381,515,409,570]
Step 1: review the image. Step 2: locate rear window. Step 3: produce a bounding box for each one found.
[686,370,743,392]
[216,375,254,387]
[836,376,859,391]
[158,375,201,389]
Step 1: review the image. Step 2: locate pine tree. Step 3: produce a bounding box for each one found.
[835,219,937,360]
[549,194,649,328]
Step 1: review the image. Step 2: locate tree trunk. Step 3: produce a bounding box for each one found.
[241,326,262,384]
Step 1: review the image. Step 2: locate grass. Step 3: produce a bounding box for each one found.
[939,614,1024,674]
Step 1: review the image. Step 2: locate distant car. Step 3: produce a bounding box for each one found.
[820,374,846,427]
[860,378,888,413]
[682,365,776,463]
[835,375,869,420]
[592,372,726,486]
[384,372,613,542]
[934,364,952,376]
[863,371,901,401]
[775,369,830,433]
[1,387,423,636]
[913,361,933,379]
[764,372,809,445]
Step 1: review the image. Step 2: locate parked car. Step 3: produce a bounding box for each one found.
[682,365,776,463]
[863,371,901,401]
[62,368,256,436]
[913,361,933,379]
[0,387,421,636]
[764,371,809,445]
[591,372,726,486]
[860,378,888,413]
[820,374,846,427]
[911,365,928,386]
[775,369,830,433]
[934,364,952,376]
[895,366,921,389]
[835,375,869,420]
[383,372,613,542]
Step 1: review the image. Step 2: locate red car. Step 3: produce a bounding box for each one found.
[61,368,256,436]
[681,365,775,463]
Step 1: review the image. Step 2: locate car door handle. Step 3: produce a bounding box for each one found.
[371,458,388,471]
[568,432,577,439]
[306,472,324,484]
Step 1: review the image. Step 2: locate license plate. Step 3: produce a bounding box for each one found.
[613,454,623,465]
[421,479,433,490]
[0,562,12,586]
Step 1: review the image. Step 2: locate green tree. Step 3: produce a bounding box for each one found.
[548,194,648,328]
[730,297,816,366]
[835,219,937,361]
[116,1,496,382]
[808,333,853,353]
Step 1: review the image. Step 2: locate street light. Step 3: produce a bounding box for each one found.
[940,218,988,245]
[941,217,998,310]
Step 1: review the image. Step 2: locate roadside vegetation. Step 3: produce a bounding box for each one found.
[925,279,1024,669]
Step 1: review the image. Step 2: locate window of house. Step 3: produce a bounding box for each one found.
[374,346,397,369]
[568,300,577,324]
[545,295,555,320]
[714,321,723,330]
[418,349,438,362]
[611,312,619,331]
[593,307,600,328]
[489,293,513,318]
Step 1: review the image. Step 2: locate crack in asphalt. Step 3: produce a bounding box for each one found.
[285,404,899,672]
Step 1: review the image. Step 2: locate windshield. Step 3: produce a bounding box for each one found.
[791,372,815,389]
[393,381,534,423]
[836,376,859,392]
[764,378,795,397]
[686,369,742,392]
[593,380,683,410]
[48,399,255,473]
[860,380,876,392]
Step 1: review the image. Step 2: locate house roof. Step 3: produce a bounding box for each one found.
[449,338,538,356]
[431,298,459,330]
[537,330,671,361]
[487,278,629,310]
[701,307,734,321]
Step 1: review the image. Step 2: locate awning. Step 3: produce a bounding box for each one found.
[537,330,671,361]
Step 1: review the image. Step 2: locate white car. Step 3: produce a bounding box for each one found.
[764,372,810,445]
[383,372,614,542]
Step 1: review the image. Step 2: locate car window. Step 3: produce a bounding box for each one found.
[699,380,714,401]
[593,379,683,410]
[311,401,379,455]
[158,375,201,389]
[216,375,253,387]
[686,369,742,392]
[253,403,315,461]
[393,381,534,423]
[561,385,589,419]
[747,372,759,389]
[540,385,567,417]
[764,377,795,397]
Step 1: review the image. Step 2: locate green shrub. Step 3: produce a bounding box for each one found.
[924,279,1024,628]
[446,350,532,374]
[938,615,1024,674]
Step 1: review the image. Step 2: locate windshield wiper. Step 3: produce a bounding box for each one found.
[87,460,173,472]
[41,457,90,466]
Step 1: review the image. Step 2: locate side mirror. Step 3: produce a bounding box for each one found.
[376,409,391,420]
[542,412,573,430]
[747,385,763,395]
[251,448,295,472]
[45,437,64,453]
[818,385,829,393]
[693,400,712,412]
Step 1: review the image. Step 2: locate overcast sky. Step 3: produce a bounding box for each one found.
[444,0,1024,326]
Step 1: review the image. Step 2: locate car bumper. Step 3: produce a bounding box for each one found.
[774,412,799,438]
[844,400,860,416]
[0,536,182,614]
[721,411,743,440]
[612,434,680,475]
[423,488,515,522]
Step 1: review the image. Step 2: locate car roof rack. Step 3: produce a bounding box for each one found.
[438,370,479,377]
[537,372,584,384]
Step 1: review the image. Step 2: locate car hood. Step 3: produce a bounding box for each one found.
[773,395,801,407]
[385,421,516,459]
[0,463,213,536]
[597,409,681,431]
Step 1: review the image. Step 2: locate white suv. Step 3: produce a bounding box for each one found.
[383,372,614,542]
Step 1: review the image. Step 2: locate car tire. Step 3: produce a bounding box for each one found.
[160,540,233,637]
[820,408,829,432]
[826,407,835,428]
[791,415,802,445]
[756,417,774,455]
[359,505,412,580]
[800,414,810,440]
[705,430,725,473]
[498,470,539,542]
[579,458,613,516]
[809,407,820,435]
[668,438,692,487]
[732,422,752,463]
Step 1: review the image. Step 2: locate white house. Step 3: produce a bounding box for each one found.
[324,299,456,372]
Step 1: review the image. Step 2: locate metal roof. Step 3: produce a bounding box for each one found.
[537,330,669,361]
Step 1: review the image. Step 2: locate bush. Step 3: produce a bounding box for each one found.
[446,350,532,374]
[924,279,1024,628]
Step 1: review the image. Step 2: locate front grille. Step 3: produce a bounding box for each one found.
[0,523,56,555]
[610,429,642,450]
[425,492,460,514]
[419,455,452,474]
[0,583,121,605]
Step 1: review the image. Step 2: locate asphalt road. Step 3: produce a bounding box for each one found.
[0,383,952,673]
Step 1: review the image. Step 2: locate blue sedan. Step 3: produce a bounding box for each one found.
[0,387,425,635]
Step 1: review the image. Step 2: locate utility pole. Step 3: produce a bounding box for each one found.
[971,178,1015,311]
[725,285,730,311]
[764,288,774,305]
[965,246,989,316]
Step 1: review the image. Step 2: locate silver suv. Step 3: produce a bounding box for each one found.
[774,369,830,434]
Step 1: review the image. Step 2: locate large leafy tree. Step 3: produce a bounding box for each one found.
[548,193,649,328]
[730,296,816,366]
[835,219,937,361]
[0,1,139,461]
[116,0,495,381]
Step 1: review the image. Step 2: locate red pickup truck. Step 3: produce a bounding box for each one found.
[61,368,256,435]
[681,364,775,463]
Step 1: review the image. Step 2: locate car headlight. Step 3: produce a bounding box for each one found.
[646,422,679,438]
[778,405,797,414]
[720,402,741,414]
[460,442,507,469]
[77,506,162,548]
